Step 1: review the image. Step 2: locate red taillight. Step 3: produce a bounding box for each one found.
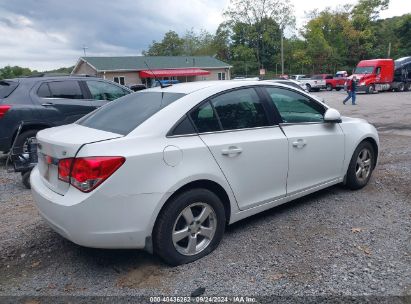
[0,105,11,119]
[58,158,74,183]
[58,156,125,192]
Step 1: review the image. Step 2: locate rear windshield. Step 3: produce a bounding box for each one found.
[0,81,19,98]
[77,91,185,135]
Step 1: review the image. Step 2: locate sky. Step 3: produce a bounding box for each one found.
[0,0,410,71]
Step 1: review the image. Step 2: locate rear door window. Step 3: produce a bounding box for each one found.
[210,88,269,130]
[47,81,83,99]
[170,116,196,136]
[77,92,185,135]
[37,83,51,97]
[190,101,221,133]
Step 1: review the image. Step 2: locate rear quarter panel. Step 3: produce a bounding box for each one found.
[76,133,239,236]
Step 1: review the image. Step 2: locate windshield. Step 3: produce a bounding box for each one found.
[77,91,186,135]
[354,66,374,74]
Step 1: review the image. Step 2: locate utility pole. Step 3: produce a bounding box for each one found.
[388,42,391,58]
[281,28,284,75]
[82,45,88,57]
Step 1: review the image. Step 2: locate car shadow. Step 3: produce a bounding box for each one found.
[226,184,346,234]
[69,184,348,270]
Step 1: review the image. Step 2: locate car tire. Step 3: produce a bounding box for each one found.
[405,83,411,91]
[326,84,333,91]
[14,129,39,155]
[153,188,226,266]
[345,141,375,190]
[22,171,31,189]
[397,82,405,92]
[306,84,312,92]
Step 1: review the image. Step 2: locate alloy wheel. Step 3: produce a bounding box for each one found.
[172,202,217,256]
[355,148,372,182]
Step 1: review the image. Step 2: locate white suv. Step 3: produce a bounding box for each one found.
[31,81,379,265]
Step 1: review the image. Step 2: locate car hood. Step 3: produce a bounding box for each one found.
[341,116,368,124]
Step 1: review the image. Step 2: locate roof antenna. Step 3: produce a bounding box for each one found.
[144,61,171,89]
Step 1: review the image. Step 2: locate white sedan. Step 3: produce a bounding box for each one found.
[31,81,379,265]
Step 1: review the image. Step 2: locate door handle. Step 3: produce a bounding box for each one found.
[292,139,307,148]
[221,146,243,156]
[41,102,55,106]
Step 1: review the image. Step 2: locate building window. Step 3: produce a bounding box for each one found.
[113,76,125,85]
[218,72,226,80]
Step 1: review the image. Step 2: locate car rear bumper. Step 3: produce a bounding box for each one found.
[30,167,164,249]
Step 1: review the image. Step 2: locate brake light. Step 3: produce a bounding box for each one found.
[58,158,74,183]
[58,156,125,192]
[0,105,11,119]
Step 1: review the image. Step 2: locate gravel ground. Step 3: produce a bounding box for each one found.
[0,90,410,301]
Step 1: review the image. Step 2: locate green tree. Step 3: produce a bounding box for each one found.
[0,65,33,79]
[185,29,216,56]
[224,0,295,72]
[143,31,184,56]
[396,14,411,57]
[212,22,232,62]
[143,29,217,57]
[285,37,311,75]
[351,0,390,60]
[302,7,356,73]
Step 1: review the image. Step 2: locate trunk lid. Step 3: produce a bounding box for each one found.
[36,124,122,195]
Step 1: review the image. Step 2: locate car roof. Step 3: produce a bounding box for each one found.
[141,80,324,105]
[7,75,102,82]
[268,79,300,84]
[144,81,226,94]
[144,80,298,94]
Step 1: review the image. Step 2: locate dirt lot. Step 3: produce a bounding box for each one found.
[0,90,410,301]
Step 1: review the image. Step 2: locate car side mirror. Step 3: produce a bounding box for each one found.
[324,108,341,123]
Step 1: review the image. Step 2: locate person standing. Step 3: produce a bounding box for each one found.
[343,76,357,105]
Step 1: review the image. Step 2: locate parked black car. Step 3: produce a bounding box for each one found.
[0,75,132,153]
[128,83,147,92]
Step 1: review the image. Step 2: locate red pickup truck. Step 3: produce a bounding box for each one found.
[314,74,347,91]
